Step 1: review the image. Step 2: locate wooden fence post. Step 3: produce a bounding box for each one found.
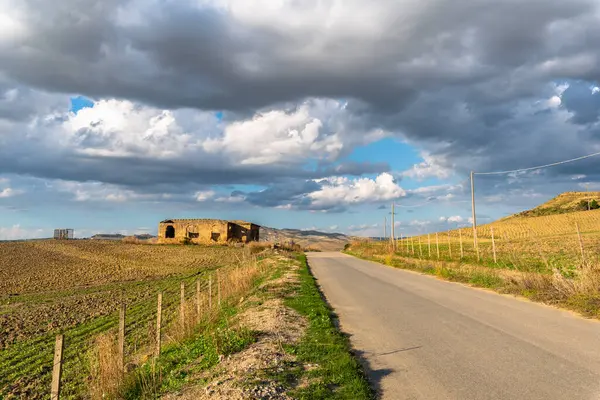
[428,234,431,258]
[491,227,497,264]
[155,293,162,357]
[576,222,585,264]
[459,229,464,259]
[180,282,185,330]
[196,279,201,318]
[51,334,64,400]
[411,236,415,255]
[418,237,423,258]
[118,304,126,373]
[447,231,452,259]
[436,232,440,259]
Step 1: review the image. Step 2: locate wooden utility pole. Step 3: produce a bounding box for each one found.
[470,171,480,260]
[436,232,440,259]
[447,231,452,258]
[51,334,64,400]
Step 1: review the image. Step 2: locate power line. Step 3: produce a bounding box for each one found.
[474,151,600,176]
[394,198,470,209]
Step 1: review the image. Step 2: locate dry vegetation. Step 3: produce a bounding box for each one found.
[0,240,260,399]
[348,194,600,320]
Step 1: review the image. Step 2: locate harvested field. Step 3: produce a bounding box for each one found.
[0,240,250,399]
[0,240,243,295]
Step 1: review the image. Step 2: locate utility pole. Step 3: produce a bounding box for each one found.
[391,203,396,251]
[470,171,480,260]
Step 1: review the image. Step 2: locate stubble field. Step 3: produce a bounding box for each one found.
[0,240,248,398]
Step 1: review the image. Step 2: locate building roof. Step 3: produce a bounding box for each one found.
[159,219,260,227]
[160,218,228,224]
[230,220,261,227]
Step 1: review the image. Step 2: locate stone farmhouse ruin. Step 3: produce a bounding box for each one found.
[158,219,260,244]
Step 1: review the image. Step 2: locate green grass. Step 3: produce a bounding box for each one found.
[0,271,214,399]
[284,254,373,400]
[346,245,600,323]
[122,304,256,399]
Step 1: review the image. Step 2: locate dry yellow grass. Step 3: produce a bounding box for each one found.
[89,333,123,399]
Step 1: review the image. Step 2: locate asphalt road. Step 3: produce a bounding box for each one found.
[307,252,600,400]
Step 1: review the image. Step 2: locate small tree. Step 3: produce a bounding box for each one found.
[591,199,599,210]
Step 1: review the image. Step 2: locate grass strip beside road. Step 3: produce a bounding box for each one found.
[345,246,600,321]
[285,254,374,400]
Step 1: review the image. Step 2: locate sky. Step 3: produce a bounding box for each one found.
[1,0,600,240]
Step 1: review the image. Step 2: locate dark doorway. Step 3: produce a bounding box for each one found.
[165,225,175,238]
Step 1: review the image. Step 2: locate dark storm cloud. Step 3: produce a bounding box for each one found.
[561,82,600,125]
[244,180,321,208]
[1,0,600,211]
[2,0,599,112]
[318,161,390,176]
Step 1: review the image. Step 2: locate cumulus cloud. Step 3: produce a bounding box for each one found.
[309,173,405,210]
[402,153,454,181]
[0,0,600,217]
[203,99,385,165]
[440,215,465,223]
[0,92,390,193]
[52,180,169,203]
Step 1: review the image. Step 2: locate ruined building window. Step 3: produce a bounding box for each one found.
[188,232,199,238]
[165,225,175,238]
[211,232,220,241]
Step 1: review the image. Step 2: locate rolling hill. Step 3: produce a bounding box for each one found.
[511,191,600,218]
[260,227,349,251]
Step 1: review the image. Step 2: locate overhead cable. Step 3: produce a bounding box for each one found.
[474,151,600,176]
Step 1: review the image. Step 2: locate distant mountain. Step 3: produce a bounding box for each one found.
[259,227,349,251]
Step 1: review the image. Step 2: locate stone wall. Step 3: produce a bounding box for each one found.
[157,219,260,244]
[158,219,230,244]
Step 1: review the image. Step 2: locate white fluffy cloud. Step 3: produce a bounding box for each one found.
[52,180,168,203]
[203,99,386,165]
[440,215,465,223]
[309,173,405,209]
[402,153,454,181]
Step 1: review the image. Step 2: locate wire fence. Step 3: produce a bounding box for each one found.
[0,264,255,399]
